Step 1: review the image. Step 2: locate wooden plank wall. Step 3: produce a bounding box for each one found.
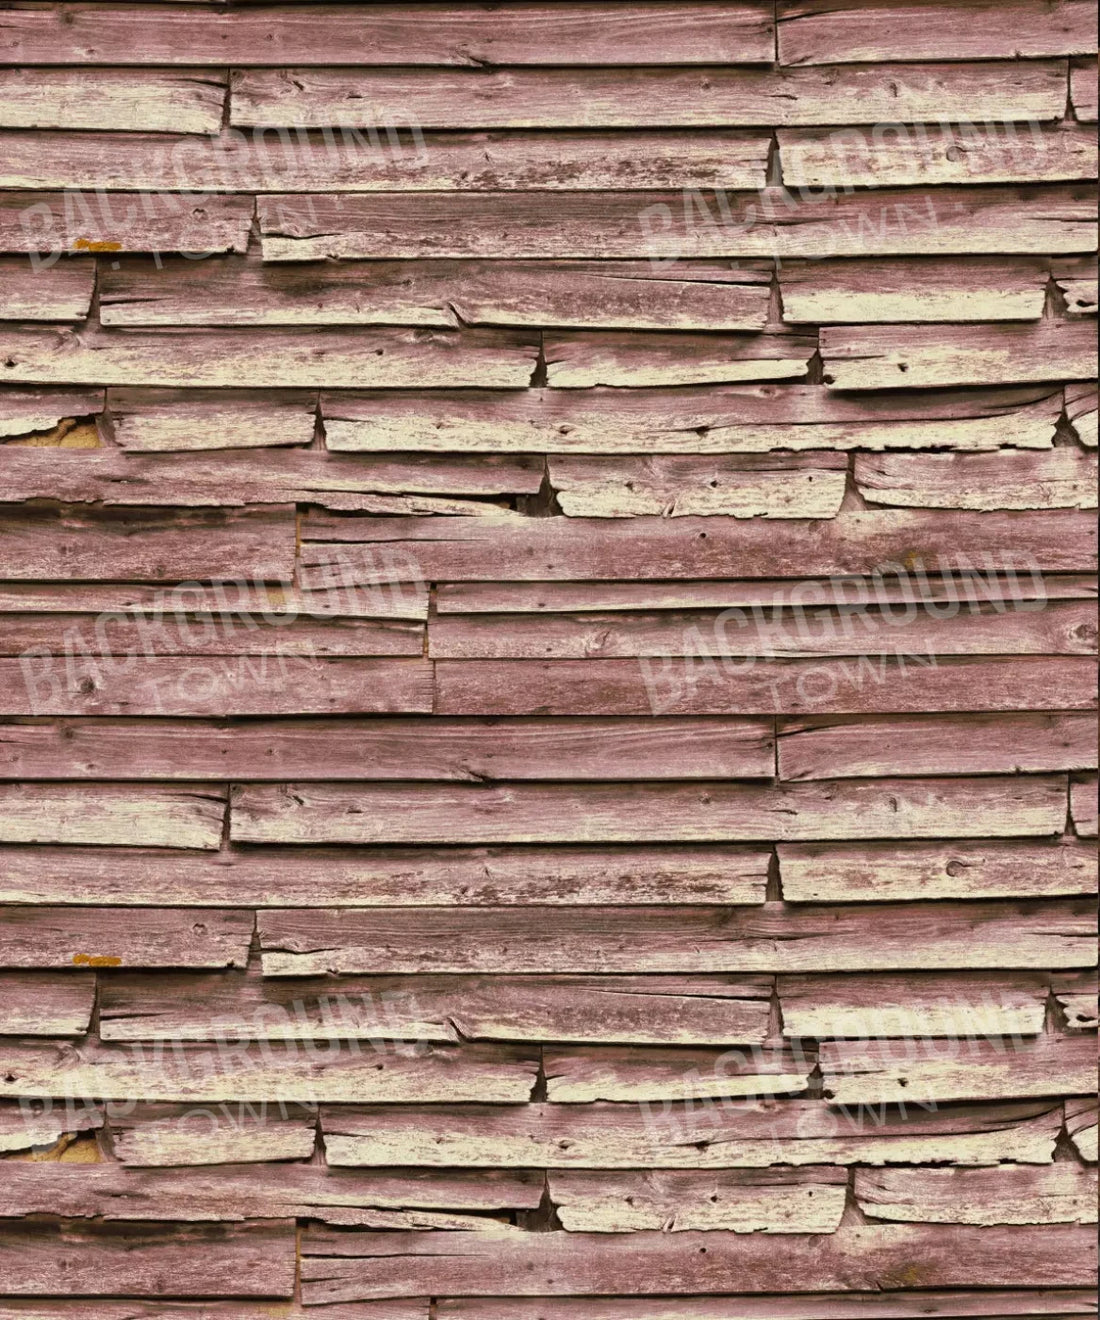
[0,1,1097,1315]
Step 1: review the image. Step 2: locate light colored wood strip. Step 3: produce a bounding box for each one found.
[108,388,316,450]
[0,69,226,133]
[778,972,1050,1039]
[854,1166,1097,1225]
[1053,256,1098,315]
[0,1041,537,1104]
[779,257,1048,323]
[0,1163,541,1221]
[324,384,1062,454]
[430,601,1097,659]
[549,453,847,518]
[299,1224,1095,1301]
[778,0,1095,63]
[0,505,297,584]
[258,900,1096,976]
[779,840,1097,903]
[1066,1098,1098,1161]
[820,1034,1098,1106]
[0,1222,296,1298]
[0,326,537,389]
[322,1098,1063,1170]
[1071,772,1099,837]
[0,4,775,65]
[0,386,102,437]
[0,192,253,256]
[0,1301,422,1320]
[109,1102,317,1167]
[432,656,1098,717]
[0,1098,102,1155]
[1066,383,1098,447]
[777,713,1098,779]
[1052,970,1099,1029]
[231,62,1069,129]
[549,1168,848,1233]
[99,971,773,1047]
[232,777,1070,848]
[0,718,774,782]
[301,508,1098,578]
[0,972,95,1036]
[0,658,434,717]
[0,783,224,849]
[0,845,771,908]
[543,1045,812,1102]
[0,908,252,971]
[854,449,1098,511]
[0,130,771,193]
[1072,56,1099,121]
[257,185,1097,260]
[544,330,814,388]
[822,321,1097,391]
[100,256,773,333]
[0,262,94,324]
[780,122,1097,189]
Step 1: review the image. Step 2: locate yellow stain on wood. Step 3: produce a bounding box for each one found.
[72,238,122,253]
[72,953,122,968]
[5,418,100,449]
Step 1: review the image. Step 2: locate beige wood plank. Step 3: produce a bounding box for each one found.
[0,261,94,323]
[108,388,317,450]
[854,449,1098,511]
[1071,56,1099,121]
[543,329,815,388]
[1066,383,1098,446]
[0,69,226,133]
[854,1165,1097,1225]
[543,1045,812,1102]
[1071,772,1099,836]
[0,972,95,1036]
[0,907,252,970]
[0,783,224,849]
[1066,1098,1098,1161]
[109,1102,317,1167]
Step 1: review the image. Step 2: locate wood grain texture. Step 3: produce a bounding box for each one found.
[257,900,1096,975]
[0,907,252,970]
[0,262,95,323]
[0,783,224,848]
[854,1166,1098,1225]
[99,256,774,333]
[0,69,226,133]
[1053,256,1099,315]
[1071,773,1099,837]
[1066,382,1098,446]
[542,1044,813,1102]
[543,329,815,388]
[0,1098,103,1155]
[854,450,1098,511]
[1052,970,1100,1029]
[1065,1098,1098,1161]
[107,388,317,451]
[1072,56,1099,121]
[108,1102,318,1167]
[0,972,95,1036]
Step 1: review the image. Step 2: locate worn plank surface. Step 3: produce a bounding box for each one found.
[0,69,227,133]
[854,1166,1098,1225]
[0,907,252,970]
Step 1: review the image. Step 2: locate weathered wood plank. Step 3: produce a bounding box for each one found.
[258,900,1096,976]
[0,69,226,133]
[777,713,1098,779]
[0,972,95,1036]
[430,601,1097,659]
[0,4,776,65]
[299,1224,1096,1300]
[854,1166,1098,1225]
[778,0,1095,62]
[0,130,772,194]
[1053,256,1098,315]
[301,509,1099,578]
[778,971,1051,1039]
[232,61,1069,129]
[0,192,253,256]
[100,256,774,333]
[854,450,1098,511]
[0,1041,538,1105]
[436,1293,1100,1320]
[1066,1098,1098,1161]
[323,1098,1063,1169]
[432,656,1098,717]
[109,1102,317,1167]
[543,330,815,388]
[0,1304,423,1320]
[779,840,1097,903]
[1052,970,1099,1029]
[0,845,771,908]
[0,717,775,782]
[543,1045,812,1102]
[548,454,847,518]
[549,1168,848,1233]
[0,505,297,583]
[822,321,1098,391]
[0,1098,102,1155]
[0,1222,296,1298]
[0,262,94,324]
[437,573,1097,615]
[0,908,252,971]
[1072,56,1099,121]
[323,384,1063,454]
[232,777,1069,848]
[0,658,434,717]
[0,784,224,849]
[780,123,1097,189]
[0,1163,542,1221]
[779,256,1049,323]
[108,388,316,450]
[1066,382,1098,447]
[821,1034,1098,1106]
[0,326,537,389]
[1072,773,1098,837]
[257,185,1098,260]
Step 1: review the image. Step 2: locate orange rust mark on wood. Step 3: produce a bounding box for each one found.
[72,238,122,253]
[71,953,122,968]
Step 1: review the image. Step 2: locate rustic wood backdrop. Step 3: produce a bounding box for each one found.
[0,0,1097,1315]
